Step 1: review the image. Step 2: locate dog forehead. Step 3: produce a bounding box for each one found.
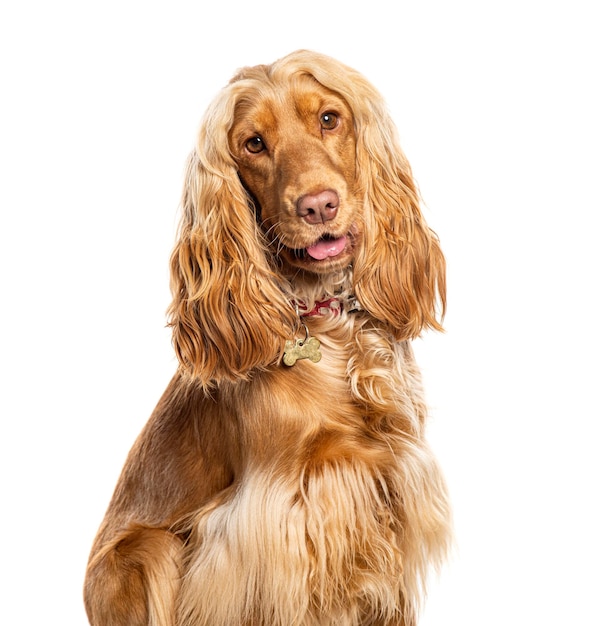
[231,93,279,132]
[230,76,347,133]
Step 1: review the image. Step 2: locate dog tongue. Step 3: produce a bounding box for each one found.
[306,236,347,260]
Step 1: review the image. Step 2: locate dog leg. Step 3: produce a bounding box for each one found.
[84,526,183,626]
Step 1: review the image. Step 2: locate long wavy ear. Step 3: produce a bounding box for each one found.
[351,96,446,340]
[167,91,297,385]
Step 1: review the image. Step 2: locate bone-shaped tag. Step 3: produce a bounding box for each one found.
[283,336,322,367]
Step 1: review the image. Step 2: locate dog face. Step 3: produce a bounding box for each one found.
[229,74,362,275]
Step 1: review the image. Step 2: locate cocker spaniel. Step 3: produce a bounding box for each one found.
[84,50,451,626]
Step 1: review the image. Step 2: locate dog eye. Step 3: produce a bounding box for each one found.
[320,112,339,130]
[245,136,266,154]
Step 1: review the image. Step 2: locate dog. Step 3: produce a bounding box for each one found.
[84,49,451,626]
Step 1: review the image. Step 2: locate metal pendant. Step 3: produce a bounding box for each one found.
[283,320,322,366]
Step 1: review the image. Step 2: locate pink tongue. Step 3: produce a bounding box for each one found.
[306,236,347,260]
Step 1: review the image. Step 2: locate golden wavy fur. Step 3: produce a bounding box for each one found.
[84,50,451,626]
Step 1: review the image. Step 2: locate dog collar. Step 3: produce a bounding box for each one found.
[283,295,360,366]
[293,295,361,318]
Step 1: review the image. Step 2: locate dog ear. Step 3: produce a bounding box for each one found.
[352,110,446,340]
[168,130,297,386]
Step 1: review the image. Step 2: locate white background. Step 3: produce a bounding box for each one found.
[1,1,601,624]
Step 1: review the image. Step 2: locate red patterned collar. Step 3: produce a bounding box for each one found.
[294,296,361,318]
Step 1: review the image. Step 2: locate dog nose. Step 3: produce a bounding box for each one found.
[296,190,339,224]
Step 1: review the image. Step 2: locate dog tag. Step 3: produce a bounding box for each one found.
[283,331,322,367]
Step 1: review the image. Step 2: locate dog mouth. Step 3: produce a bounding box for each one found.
[291,234,350,262]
